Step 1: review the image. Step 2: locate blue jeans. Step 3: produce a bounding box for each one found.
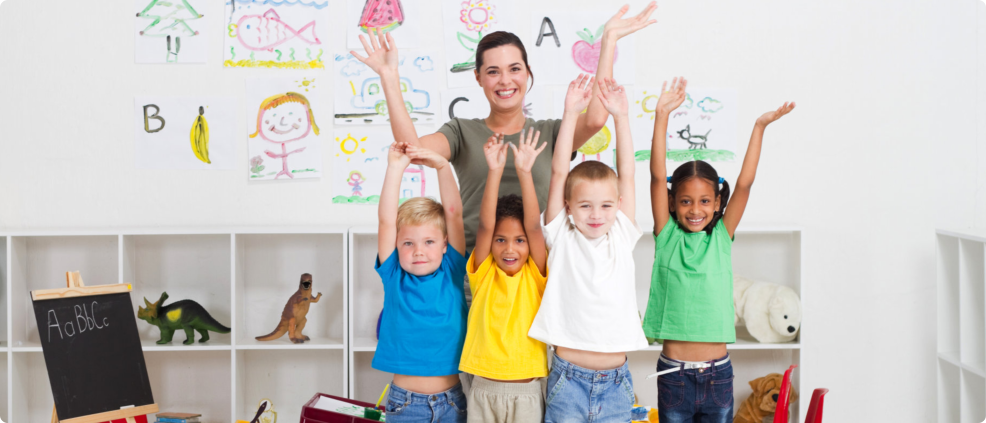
[385,382,468,423]
[656,354,734,423]
[544,353,635,423]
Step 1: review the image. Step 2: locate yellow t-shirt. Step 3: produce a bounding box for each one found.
[459,252,549,379]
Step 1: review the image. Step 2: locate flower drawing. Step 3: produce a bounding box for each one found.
[459,1,495,32]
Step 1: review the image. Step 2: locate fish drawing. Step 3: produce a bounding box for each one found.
[235,9,321,52]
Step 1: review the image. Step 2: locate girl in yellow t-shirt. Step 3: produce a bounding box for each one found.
[459,128,548,423]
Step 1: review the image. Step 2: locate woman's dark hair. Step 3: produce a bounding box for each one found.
[475,31,534,88]
[495,194,524,225]
[668,160,731,235]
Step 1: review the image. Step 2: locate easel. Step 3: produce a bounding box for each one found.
[44,271,157,423]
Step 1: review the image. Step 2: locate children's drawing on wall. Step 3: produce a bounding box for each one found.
[347,0,421,49]
[224,0,328,69]
[135,0,206,63]
[528,12,635,85]
[442,0,516,88]
[441,87,549,122]
[334,52,439,125]
[246,76,324,180]
[629,87,738,163]
[332,129,440,204]
[552,89,615,169]
[133,97,236,169]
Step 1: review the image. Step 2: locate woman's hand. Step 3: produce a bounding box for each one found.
[564,74,595,116]
[510,128,546,173]
[756,102,796,128]
[656,77,688,117]
[388,142,411,168]
[350,29,399,76]
[596,77,628,118]
[406,145,450,170]
[603,2,658,41]
[483,133,508,171]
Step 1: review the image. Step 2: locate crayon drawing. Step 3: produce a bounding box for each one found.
[442,0,517,88]
[224,0,328,69]
[334,53,439,125]
[332,129,440,204]
[347,0,422,49]
[528,11,635,85]
[135,0,207,63]
[134,97,236,169]
[246,76,324,180]
[629,87,738,163]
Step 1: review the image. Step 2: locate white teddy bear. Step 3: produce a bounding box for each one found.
[733,275,802,343]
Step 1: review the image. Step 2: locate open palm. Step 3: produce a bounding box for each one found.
[603,2,658,40]
[484,134,508,170]
[656,77,688,116]
[756,102,796,127]
[350,29,399,75]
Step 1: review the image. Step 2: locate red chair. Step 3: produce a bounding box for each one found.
[773,364,829,423]
[804,388,829,423]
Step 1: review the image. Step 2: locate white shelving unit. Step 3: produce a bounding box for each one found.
[937,228,986,423]
[348,225,803,420]
[2,228,348,423]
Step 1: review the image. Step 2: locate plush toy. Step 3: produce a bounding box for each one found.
[137,292,231,344]
[735,373,799,423]
[733,275,802,343]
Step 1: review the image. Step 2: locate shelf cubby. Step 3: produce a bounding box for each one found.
[234,349,345,423]
[348,229,387,399]
[939,357,961,423]
[10,352,54,423]
[959,239,985,373]
[145,350,231,422]
[351,351,395,403]
[938,234,961,358]
[961,369,985,423]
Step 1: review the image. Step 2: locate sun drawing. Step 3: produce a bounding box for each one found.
[335,133,367,162]
[636,90,659,120]
[296,78,316,92]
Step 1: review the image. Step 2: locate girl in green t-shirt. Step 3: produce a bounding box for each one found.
[642,77,796,423]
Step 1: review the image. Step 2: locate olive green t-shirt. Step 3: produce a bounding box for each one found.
[438,118,563,252]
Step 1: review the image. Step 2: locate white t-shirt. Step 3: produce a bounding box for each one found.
[528,209,650,353]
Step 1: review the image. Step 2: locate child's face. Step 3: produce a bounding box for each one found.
[491,217,529,277]
[259,102,311,143]
[670,177,721,232]
[566,179,621,240]
[476,45,529,113]
[396,224,448,276]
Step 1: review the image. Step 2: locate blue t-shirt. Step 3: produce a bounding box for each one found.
[373,247,468,376]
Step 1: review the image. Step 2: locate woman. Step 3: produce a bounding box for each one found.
[352,3,657,252]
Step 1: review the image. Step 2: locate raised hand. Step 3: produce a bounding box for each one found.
[564,74,595,116]
[349,28,399,75]
[596,77,628,118]
[756,102,796,127]
[483,133,508,171]
[509,128,546,173]
[406,145,449,170]
[603,2,658,41]
[656,77,688,116]
[388,142,411,168]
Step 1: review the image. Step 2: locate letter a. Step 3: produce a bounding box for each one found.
[47,310,63,342]
[143,104,165,133]
[536,17,560,47]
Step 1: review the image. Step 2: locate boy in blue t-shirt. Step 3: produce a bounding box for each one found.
[374,141,468,423]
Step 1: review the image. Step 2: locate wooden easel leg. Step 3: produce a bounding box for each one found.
[51,404,58,423]
[125,417,137,423]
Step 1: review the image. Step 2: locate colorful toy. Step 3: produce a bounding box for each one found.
[734,275,802,343]
[256,273,322,343]
[137,292,231,345]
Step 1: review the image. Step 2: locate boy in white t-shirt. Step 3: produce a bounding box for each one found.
[528,74,649,423]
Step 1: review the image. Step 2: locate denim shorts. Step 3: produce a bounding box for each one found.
[656,354,734,423]
[544,353,635,423]
[385,382,468,423]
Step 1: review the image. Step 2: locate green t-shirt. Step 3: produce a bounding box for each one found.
[438,118,563,252]
[642,218,736,343]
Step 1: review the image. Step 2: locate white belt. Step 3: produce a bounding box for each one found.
[645,355,731,380]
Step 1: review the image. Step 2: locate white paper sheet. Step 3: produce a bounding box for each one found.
[334,52,440,125]
[223,0,330,69]
[245,76,325,180]
[528,11,635,85]
[441,0,518,88]
[331,128,440,204]
[629,87,738,163]
[346,0,422,49]
[134,97,236,169]
[135,0,208,64]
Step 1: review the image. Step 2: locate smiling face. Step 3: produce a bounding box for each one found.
[475,45,529,113]
[566,179,621,240]
[396,224,448,276]
[258,101,311,143]
[670,177,721,232]
[491,217,529,276]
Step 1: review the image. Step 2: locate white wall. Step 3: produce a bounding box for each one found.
[1,0,982,420]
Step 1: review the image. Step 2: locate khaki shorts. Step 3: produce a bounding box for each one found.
[466,376,544,423]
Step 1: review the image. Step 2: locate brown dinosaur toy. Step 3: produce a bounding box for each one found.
[256,273,322,343]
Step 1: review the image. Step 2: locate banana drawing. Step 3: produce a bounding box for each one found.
[190,106,211,164]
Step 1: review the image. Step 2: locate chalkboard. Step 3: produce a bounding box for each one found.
[32,291,154,421]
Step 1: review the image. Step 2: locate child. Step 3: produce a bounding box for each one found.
[374,142,469,423]
[459,128,549,423]
[642,76,795,423]
[528,74,649,423]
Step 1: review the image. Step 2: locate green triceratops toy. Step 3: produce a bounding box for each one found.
[137,292,231,345]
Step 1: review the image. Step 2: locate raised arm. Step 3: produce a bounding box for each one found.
[406,145,466,254]
[572,2,657,150]
[545,74,595,225]
[650,77,688,233]
[722,102,796,238]
[351,30,452,160]
[595,77,635,222]
[509,128,549,274]
[471,134,509,267]
[378,142,412,259]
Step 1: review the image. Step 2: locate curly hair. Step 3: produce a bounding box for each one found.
[495,194,524,224]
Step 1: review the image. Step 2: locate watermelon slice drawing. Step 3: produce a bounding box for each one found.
[358,0,405,34]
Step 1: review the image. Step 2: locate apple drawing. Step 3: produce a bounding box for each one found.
[572,25,617,73]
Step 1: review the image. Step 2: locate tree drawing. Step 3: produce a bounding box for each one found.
[137,0,204,63]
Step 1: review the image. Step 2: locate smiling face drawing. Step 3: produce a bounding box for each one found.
[250,92,320,144]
